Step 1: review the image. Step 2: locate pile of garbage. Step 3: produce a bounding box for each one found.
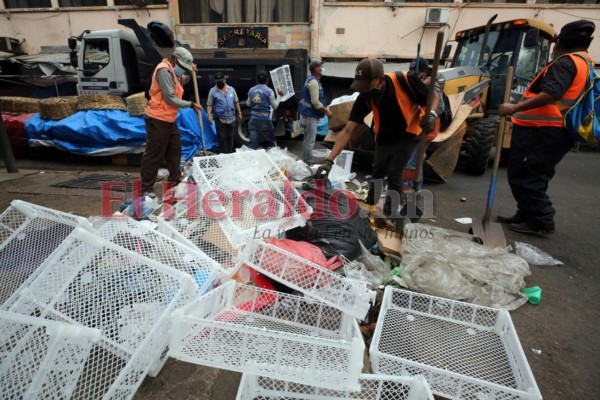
[0,149,547,400]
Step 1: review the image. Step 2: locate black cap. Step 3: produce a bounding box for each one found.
[215,72,225,80]
[309,59,324,72]
[409,57,430,73]
[257,70,268,81]
[556,20,595,41]
[349,58,384,92]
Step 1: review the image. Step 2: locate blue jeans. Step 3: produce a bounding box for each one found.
[248,118,276,150]
[405,140,431,192]
[301,116,318,165]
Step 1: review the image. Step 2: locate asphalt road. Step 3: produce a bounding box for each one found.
[0,141,598,399]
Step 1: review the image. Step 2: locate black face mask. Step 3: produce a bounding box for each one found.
[217,81,225,89]
[363,88,381,101]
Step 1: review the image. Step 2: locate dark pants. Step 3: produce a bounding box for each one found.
[366,136,419,216]
[248,118,277,149]
[215,119,236,153]
[141,117,182,194]
[507,125,573,229]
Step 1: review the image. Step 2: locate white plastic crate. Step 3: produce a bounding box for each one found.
[157,188,242,277]
[170,281,364,391]
[370,287,542,400]
[0,311,101,400]
[335,150,354,175]
[238,239,375,320]
[191,150,312,243]
[92,216,225,294]
[236,374,434,400]
[7,228,197,400]
[0,200,93,309]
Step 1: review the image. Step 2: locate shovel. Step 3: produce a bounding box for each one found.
[191,69,207,156]
[471,66,514,248]
[399,30,445,226]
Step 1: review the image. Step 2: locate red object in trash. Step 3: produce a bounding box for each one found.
[2,113,35,158]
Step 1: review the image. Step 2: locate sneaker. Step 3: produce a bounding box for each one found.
[509,221,555,236]
[496,212,526,224]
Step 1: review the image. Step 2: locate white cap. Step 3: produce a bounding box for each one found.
[173,47,194,71]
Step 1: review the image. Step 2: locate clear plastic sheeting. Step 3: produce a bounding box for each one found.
[514,242,564,266]
[400,223,530,310]
[266,146,312,181]
[236,374,434,400]
[344,241,388,288]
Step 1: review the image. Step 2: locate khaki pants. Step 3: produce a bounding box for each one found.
[141,117,182,194]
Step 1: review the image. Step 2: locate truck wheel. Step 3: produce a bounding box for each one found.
[234,109,251,148]
[463,116,499,175]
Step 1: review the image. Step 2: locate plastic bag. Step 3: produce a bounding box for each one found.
[514,242,564,266]
[266,147,312,180]
[399,223,530,310]
[344,241,389,288]
[286,187,377,260]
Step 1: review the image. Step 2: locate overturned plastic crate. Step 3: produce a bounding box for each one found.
[236,374,434,400]
[92,216,225,294]
[0,311,101,400]
[191,150,312,242]
[370,287,542,400]
[7,228,197,400]
[0,200,93,309]
[238,239,374,320]
[170,281,364,391]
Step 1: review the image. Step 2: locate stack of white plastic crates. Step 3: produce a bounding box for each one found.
[370,287,542,400]
[236,374,434,400]
[4,227,197,399]
[170,281,365,390]
[0,311,101,399]
[0,200,93,308]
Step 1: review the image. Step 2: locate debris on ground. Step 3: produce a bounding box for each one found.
[514,241,564,266]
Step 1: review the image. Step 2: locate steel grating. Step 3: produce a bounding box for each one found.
[170,281,364,391]
[370,287,542,400]
[51,174,139,192]
[236,374,434,400]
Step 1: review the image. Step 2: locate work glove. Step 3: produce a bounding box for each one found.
[315,159,334,178]
[419,112,436,134]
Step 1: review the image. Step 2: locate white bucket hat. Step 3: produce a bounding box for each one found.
[173,47,194,71]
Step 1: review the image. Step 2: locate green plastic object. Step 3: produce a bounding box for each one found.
[523,286,542,305]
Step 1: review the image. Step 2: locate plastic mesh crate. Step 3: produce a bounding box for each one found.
[370,287,541,400]
[92,216,225,295]
[6,228,197,400]
[0,311,101,400]
[191,150,311,242]
[0,200,93,309]
[236,374,434,400]
[238,239,375,320]
[170,281,364,391]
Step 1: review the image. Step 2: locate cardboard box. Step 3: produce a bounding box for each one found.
[328,101,354,130]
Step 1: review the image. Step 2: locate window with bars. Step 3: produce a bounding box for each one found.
[4,0,52,8]
[179,0,310,24]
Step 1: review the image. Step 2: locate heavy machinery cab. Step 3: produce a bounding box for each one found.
[452,19,555,113]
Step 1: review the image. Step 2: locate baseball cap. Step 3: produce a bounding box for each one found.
[556,19,595,41]
[349,58,384,92]
[215,72,225,81]
[309,59,324,72]
[257,70,269,81]
[409,57,430,73]
[173,47,194,71]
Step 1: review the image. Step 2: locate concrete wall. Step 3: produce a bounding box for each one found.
[318,3,600,62]
[0,6,170,54]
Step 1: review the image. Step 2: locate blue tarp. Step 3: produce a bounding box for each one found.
[24,108,218,160]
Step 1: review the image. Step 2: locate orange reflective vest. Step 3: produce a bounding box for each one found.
[371,72,425,139]
[512,52,591,128]
[145,59,184,123]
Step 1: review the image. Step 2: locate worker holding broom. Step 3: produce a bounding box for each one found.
[316,57,437,232]
[142,47,202,199]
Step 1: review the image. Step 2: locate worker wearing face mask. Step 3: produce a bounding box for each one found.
[316,57,437,232]
[142,47,201,199]
[207,72,243,154]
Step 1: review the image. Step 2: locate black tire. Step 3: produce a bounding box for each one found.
[463,116,499,175]
[233,108,251,148]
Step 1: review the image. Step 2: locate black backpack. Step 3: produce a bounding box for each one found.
[439,92,453,132]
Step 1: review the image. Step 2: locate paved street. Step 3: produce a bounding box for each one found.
[1,142,598,399]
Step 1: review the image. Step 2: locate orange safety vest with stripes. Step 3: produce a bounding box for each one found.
[145,59,184,123]
[371,72,425,139]
[512,52,591,128]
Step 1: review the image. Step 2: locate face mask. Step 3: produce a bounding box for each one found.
[174,65,186,77]
[217,81,225,89]
[320,67,326,76]
[363,88,381,100]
